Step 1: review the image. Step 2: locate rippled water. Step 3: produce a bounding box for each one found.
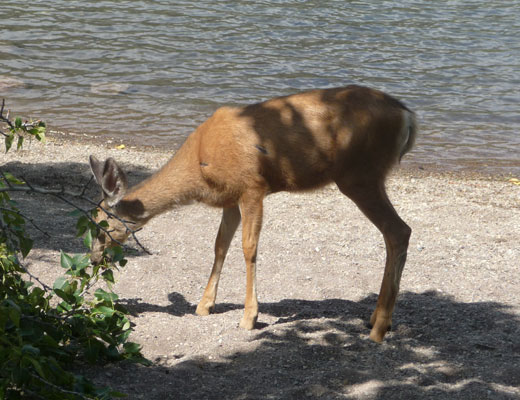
[1,1,519,174]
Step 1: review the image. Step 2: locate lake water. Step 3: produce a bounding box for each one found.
[1,1,519,175]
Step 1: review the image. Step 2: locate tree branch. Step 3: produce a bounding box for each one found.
[0,98,15,129]
[0,206,51,237]
[29,373,94,400]
[0,178,151,255]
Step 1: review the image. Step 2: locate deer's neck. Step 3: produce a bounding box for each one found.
[115,138,203,224]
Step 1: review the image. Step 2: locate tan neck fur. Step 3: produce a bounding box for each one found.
[116,135,203,224]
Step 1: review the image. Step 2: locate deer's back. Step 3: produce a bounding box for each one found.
[196,85,409,195]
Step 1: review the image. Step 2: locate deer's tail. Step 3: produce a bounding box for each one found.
[399,109,417,162]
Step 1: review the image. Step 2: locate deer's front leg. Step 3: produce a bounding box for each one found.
[238,191,264,330]
[196,206,241,316]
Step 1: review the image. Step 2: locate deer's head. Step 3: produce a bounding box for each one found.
[89,155,132,264]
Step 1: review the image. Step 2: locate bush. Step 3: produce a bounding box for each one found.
[1,101,146,399]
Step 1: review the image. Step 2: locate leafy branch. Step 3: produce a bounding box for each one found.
[1,98,46,151]
[0,173,151,256]
[1,100,149,399]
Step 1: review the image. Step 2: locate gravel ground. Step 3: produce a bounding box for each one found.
[3,135,520,399]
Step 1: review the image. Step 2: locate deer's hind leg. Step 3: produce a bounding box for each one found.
[336,178,411,342]
[196,206,241,316]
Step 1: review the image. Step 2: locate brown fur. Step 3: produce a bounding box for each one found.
[89,85,417,342]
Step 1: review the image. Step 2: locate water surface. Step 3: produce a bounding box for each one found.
[1,1,519,174]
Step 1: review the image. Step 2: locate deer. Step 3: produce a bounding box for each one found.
[88,85,417,342]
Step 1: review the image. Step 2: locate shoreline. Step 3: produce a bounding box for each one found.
[40,129,520,182]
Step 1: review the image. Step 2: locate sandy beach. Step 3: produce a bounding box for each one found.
[3,134,520,399]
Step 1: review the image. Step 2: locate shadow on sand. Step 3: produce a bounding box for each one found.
[104,290,519,399]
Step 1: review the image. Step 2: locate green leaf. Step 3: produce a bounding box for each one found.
[25,355,46,378]
[36,125,46,142]
[105,245,127,266]
[60,251,74,270]
[20,236,33,258]
[54,288,74,304]
[102,269,115,284]
[117,328,132,344]
[76,226,88,238]
[15,117,22,129]
[83,228,93,248]
[92,262,101,277]
[123,342,141,354]
[75,215,89,237]
[94,288,118,303]
[25,122,46,142]
[2,172,24,185]
[72,254,90,270]
[21,344,40,357]
[57,300,72,312]
[68,209,83,217]
[53,276,68,291]
[5,133,14,152]
[28,286,45,305]
[9,306,21,327]
[94,306,115,317]
[85,338,104,363]
[17,135,24,150]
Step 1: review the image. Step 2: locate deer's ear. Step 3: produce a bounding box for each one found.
[89,155,128,207]
[89,155,105,185]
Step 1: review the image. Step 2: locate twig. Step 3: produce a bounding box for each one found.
[0,99,12,138]
[0,98,15,129]
[0,178,152,255]
[22,262,54,292]
[29,373,94,400]
[80,176,94,196]
[0,207,51,237]
[20,175,150,254]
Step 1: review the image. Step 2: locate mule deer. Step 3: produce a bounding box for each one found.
[89,85,416,342]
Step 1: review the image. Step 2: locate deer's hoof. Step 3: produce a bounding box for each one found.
[369,316,392,343]
[195,302,214,316]
[239,315,257,330]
